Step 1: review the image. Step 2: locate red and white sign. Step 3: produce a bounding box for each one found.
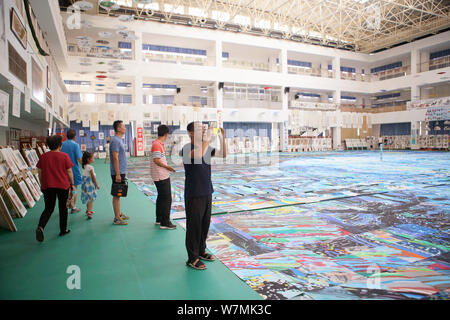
[137,127,144,153]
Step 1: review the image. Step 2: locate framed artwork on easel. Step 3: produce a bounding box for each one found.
[13,149,28,170]
[0,148,19,175]
[24,177,40,201]
[27,171,42,195]
[18,180,35,208]
[6,187,27,218]
[0,194,17,232]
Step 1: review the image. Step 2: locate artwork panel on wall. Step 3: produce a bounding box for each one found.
[10,8,27,49]
[0,90,9,127]
[12,86,21,118]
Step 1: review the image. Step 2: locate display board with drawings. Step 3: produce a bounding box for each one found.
[0,192,17,232]
[0,146,42,224]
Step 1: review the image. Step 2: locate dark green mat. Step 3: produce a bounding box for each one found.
[0,162,260,300]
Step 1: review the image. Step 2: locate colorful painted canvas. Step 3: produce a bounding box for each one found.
[177,184,450,300]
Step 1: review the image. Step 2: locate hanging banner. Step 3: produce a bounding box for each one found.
[136,126,144,156]
[12,87,21,118]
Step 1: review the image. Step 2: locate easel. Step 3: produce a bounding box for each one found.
[0,146,36,210]
[0,169,26,220]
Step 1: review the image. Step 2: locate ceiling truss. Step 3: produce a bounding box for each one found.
[63,0,450,53]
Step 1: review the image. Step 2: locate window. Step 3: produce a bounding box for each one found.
[152,95,174,104]
[288,60,312,68]
[68,92,81,102]
[106,93,132,104]
[370,61,402,74]
[84,93,96,103]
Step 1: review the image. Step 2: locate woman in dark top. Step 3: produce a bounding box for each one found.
[35,135,74,242]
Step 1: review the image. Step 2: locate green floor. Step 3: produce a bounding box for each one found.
[0,162,261,300]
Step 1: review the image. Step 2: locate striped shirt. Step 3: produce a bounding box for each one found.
[150,139,170,181]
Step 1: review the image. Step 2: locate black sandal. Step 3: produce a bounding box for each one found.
[59,230,71,237]
[199,253,215,261]
[186,259,206,270]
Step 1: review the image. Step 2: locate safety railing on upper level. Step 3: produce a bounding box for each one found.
[222,59,272,72]
[67,44,132,60]
[142,51,212,66]
[417,56,450,72]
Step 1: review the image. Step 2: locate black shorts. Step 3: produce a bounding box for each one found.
[111,174,126,184]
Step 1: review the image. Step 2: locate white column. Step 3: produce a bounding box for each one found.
[134,32,144,110]
[279,48,287,74]
[135,31,143,62]
[333,89,341,104]
[280,87,289,151]
[215,40,222,68]
[420,51,430,72]
[411,85,420,101]
[332,57,340,79]
[215,81,224,128]
[411,49,418,75]
[134,75,143,108]
[322,60,329,77]
[332,126,342,150]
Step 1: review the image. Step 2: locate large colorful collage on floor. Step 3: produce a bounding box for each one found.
[128,151,450,299]
[128,151,449,219]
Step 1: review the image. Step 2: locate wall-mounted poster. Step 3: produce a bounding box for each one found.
[10,8,27,49]
[107,111,115,123]
[0,194,17,232]
[110,129,114,136]
[90,123,99,131]
[99,132,104,139]
[79,130,84,137]
[46,66,51,90]
[18,180,35,208]
[24,87,30,113]
[0,0,5,39]
[0,90,9,127]
[6,187,27,217]
[80,144,86,151]
[25,178,40,201]
[12,86,21,118]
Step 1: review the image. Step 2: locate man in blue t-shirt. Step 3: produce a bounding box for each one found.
[61,129,82,213]
[180,122,226,270]
[110,120,129,225]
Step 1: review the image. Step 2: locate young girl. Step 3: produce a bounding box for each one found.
[81,152,100,219]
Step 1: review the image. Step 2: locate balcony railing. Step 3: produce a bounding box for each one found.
[223,59,272,72]
[417,56,450,72]
[142,51,211,66]
[67,44,132,60]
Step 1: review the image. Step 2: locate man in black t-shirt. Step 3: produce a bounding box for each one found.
[180,122,226,270]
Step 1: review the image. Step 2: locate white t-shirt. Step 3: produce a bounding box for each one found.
[82,164,95,178]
